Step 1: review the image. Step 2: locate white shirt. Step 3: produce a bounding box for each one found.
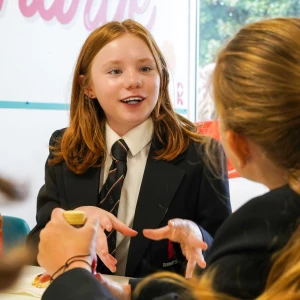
[100,118,153,275]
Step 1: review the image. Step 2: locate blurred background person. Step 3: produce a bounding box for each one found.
[0,175,34,290]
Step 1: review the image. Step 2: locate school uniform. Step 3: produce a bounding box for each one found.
[28,119,231,278]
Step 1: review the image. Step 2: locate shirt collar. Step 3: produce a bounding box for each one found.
[105,118,153,156]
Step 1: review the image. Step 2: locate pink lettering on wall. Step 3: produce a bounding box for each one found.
[0,0,3,11]
[128,0,156,30]
[15,0,156,31]
[177,82,184,106]
[19,0,79,24]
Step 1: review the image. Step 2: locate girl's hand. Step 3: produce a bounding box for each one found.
[75,206,137,273]
[143,218,208,278]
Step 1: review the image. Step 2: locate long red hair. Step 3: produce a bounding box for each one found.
[49,19,204,174]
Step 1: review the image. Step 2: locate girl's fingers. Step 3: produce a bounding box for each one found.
[185,258,196,278]
[143,226,170,240]
[188,233,208,250]
[112,217,137,236]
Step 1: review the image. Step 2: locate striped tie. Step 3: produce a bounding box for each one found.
[98,139,129,259]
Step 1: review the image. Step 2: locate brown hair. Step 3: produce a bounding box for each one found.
[49,19,204,174]
[212,17,300,194]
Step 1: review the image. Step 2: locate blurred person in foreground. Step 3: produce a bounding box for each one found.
[0,176,34,290]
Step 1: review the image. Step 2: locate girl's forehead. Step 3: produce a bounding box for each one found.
[93,35,155,63]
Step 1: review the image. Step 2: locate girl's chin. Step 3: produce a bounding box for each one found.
[108,118,149,135]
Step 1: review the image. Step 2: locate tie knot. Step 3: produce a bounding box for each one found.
[111,139,129,162]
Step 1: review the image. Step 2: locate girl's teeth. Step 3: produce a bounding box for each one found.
[127,101,140,105]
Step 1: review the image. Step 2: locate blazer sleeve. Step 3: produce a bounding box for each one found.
[195,140,231,248]
[171,140,231,269]
[42,268,116,300]
[27,129,64,259]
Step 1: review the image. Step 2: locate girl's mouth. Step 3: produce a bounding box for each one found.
[121,97,144,105]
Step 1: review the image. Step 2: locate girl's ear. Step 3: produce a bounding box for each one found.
[226,130,251,169]
[78,75,95,98]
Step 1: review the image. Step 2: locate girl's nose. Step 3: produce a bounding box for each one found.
[124,71,142,89]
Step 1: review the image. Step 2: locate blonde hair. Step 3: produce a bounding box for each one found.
[212,18,300,194]
[49,19,204,174]
[134,270,235,300]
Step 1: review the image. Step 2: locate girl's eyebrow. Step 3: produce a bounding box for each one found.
[102,57,155,68]
[137,57,155,63]
[102,60,122,68]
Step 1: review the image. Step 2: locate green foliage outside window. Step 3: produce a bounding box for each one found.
[200,0,300,66]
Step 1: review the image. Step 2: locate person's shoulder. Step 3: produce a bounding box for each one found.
[51,128,67,139]
[48,128,67,145]
[207,185,300,262]
[245,184,298,204]
[189,136,222,153]
[187,137,225,167]
[234,185,300,218]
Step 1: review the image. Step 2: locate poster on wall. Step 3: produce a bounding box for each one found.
[0,0,194,118]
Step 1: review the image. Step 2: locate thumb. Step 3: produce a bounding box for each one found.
[189,233,208,250]
[143,226,170,240]
[83,217,99,239]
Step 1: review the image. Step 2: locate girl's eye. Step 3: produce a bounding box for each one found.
[140,66,153,72]
[108,69,122,75]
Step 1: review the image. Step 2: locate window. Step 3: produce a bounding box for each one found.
[196,0,300,122]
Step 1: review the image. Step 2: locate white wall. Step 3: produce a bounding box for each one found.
[0,109,68,228]
[229,178,268,212]
[0,0,269,229]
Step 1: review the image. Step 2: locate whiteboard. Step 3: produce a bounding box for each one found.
[0,0,196,117]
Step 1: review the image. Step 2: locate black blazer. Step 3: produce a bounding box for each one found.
[204,185,300,299]
[28,128,231,278]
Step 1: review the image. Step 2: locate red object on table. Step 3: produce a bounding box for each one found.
[196,121,240,179]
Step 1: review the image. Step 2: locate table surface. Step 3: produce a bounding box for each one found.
[0,265,130,299]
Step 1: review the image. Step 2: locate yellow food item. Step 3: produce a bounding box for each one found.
[63,210,86,226]
[31,273,51,288]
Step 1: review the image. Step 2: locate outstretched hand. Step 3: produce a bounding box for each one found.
[75,206,137,273]
[143,218,208,278]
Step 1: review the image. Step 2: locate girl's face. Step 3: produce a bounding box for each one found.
[87,33,160,136]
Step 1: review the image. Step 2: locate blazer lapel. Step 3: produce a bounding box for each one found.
[64,162,101,209]
[125,150,185,276]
